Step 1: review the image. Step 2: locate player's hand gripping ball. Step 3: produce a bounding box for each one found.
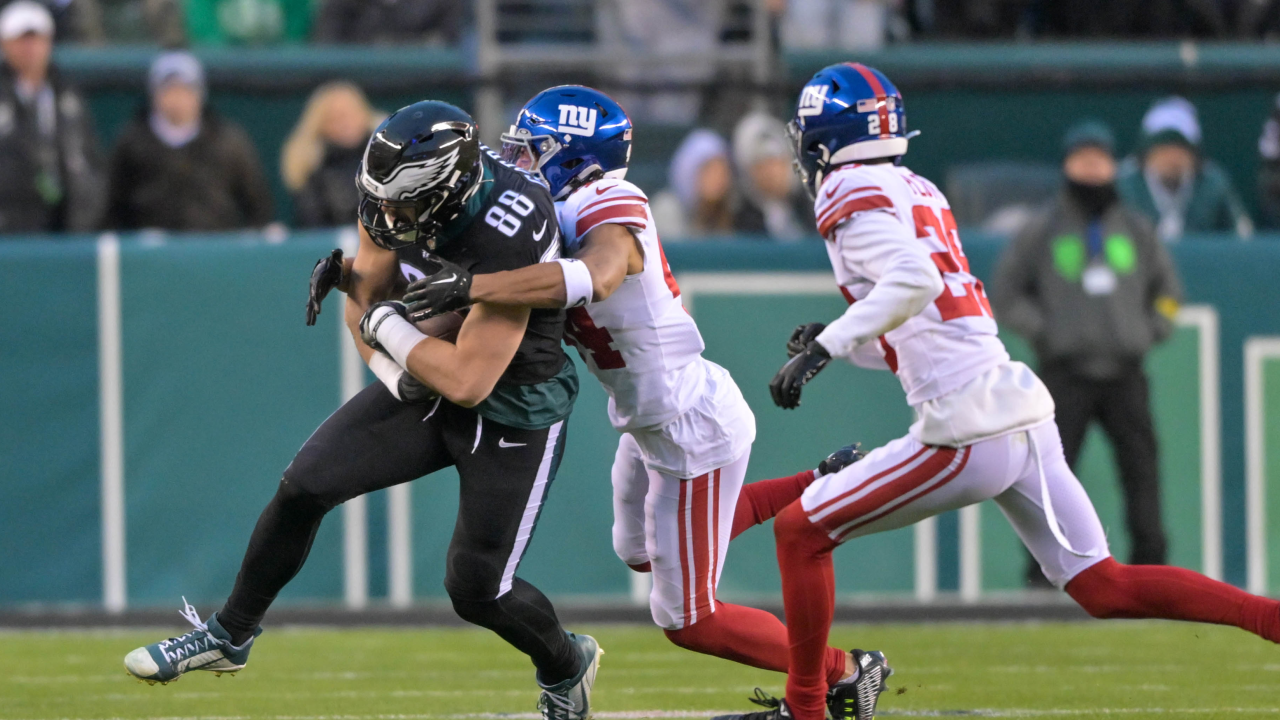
[769,340,832,410]
[403,255,474,323]
[306,248,346,326]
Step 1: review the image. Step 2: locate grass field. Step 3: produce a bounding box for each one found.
[2,621,1277,719]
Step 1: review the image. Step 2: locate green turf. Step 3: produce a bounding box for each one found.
[1,621,1277,719]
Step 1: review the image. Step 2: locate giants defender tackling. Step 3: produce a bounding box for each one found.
[715,63,1280,720]
[401,86,885,718]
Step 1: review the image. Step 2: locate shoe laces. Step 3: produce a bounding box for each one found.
[537,689,578,720]
[749,688,781,709]
[157,597,223,663]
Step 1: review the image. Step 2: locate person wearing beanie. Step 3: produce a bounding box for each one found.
[105,50,273,231]
[994,119,1183,586]
[730,111,813,242]
[0,0,103,233]
[1116,96,1252,241]
[649,128,742,239]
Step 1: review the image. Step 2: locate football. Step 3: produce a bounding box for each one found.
[414,309,465,344]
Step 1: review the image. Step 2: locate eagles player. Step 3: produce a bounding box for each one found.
[123,101,602,720]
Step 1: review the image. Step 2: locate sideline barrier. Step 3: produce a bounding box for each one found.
[3,230,1280,609]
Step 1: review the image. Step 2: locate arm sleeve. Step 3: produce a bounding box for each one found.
[990,213,1048,342]
[814,209,944,357]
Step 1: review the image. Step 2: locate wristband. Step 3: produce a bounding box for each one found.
[556,258,594,308]
[368,352,406,401]
[374,312,429,369]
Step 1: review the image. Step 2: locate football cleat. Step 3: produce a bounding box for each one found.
[817,443,865,478]
[710,690,792,720]
[123,598,261,684]
[827,649,893,720]
[537,632,603,720]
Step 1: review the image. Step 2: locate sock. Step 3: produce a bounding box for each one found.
[663,600,847,685]
[1066,558,1280,642]
[775,502,840,720]
[731,470,817,540]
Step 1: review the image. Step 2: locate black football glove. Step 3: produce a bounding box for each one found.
[306,248,345,326]
[397,372,439,405]
[403,255,473,323]
[787,322,827,358]
[358,301,408,352]
[817,442,864,477]
[769,340,831,410]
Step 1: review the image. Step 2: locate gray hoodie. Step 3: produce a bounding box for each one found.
[993,191,1182,379]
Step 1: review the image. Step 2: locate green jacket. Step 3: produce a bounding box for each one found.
[1116,157,1251,240]
[993,190,1183,379]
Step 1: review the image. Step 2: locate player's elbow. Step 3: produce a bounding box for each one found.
[445,380,494,408]
[590,273,621,302]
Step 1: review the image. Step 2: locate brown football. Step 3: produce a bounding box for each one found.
[414,309,465,344]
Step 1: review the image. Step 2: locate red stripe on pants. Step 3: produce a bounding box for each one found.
[806,447,931,517]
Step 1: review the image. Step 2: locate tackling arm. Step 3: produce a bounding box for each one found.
[470,223,642,308]
[344,224,401,366]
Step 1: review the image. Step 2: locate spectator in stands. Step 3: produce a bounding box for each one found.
[312,0,462,45]
[1256,93,1280,229]
[1117,96,1252,241]
[994,119,1182,586]
[651,128,740,239]
[731,110,810,241]
[106,51,273,231]
[281,82,381,228]
[0,0,103,233]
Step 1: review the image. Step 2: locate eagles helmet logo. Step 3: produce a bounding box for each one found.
[360,145,462,201]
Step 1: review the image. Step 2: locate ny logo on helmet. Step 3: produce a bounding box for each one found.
[797,84,829,118]
[558,105,598,137]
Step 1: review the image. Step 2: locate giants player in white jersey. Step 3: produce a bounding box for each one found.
[400,86,874,716]
[714,63,1280,720]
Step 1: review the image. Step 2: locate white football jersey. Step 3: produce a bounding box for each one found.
[557,179,712,433]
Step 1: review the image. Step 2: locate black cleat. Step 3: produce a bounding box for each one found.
[827,649,892,720]
[817,443,864,478]
[710,690,792,720]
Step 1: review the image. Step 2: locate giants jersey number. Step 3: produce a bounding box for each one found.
[911,205,993,321]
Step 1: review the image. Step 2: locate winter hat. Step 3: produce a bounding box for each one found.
[669,128,730,210]
[1062,119,1115,158]
[148,51,206,98]
[1141,96,1200,150]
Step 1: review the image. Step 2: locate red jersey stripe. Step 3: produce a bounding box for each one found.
[819,185,884,220]
[579,194,647,216]
[818,194,894,238]
[576,204,647,238]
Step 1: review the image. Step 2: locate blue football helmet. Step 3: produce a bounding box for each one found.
[787,63,918,199]
[500,85,633,200]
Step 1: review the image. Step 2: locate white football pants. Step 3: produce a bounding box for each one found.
[800,420,1112,587]
[612,432,749,629]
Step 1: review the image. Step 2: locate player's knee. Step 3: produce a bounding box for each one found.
[663,611,723,655]
[1065,558,1132,619]
[444,552,503,614]
[271,474,334,518]
[774,502,825,553]
[279,457,344,512]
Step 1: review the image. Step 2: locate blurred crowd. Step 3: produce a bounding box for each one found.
[7,0,1280,240]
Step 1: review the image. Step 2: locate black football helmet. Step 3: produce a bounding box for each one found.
[357,101,482,250]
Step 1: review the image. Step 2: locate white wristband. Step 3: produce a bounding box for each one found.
[368,352,406,400]
[556,258,594,308]
[373,312,428,369]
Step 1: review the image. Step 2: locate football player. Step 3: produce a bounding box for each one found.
[398,86,874,717]
[715,63,1280,720]
[124,101,602,720]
